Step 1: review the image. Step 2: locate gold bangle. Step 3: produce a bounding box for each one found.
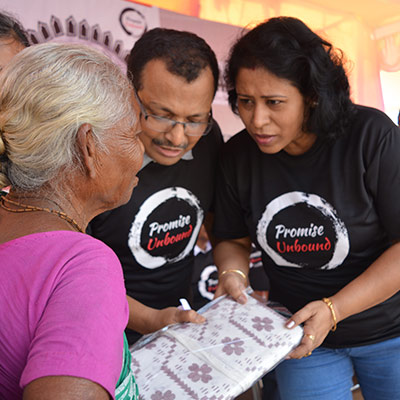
[219,269,247,281]
[322,297,337,332]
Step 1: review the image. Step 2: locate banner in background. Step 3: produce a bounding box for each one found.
[1,0,160,71]
[1,0,242,130]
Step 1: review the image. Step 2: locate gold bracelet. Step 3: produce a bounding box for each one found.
[219,269,247,281]
[322,297,337,332]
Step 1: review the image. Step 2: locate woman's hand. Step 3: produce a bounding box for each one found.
[285,242,400,359]
[213,236,252,304]
[214,270,248,304]
[284,299,335,359]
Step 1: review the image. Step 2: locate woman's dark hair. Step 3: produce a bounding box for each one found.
[0,12,30,47]
[127,28,219,96]
[225,17,355,141]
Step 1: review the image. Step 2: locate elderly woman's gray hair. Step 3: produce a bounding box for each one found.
[0,42,136,191]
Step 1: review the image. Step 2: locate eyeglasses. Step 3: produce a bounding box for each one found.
[134,91,213,137]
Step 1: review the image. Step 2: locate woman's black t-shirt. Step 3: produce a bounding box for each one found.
[214,105,400,348]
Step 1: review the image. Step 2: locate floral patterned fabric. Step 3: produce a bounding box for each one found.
[130,294,303,400]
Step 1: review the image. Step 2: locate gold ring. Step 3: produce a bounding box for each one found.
[305,334,315,342]
[304,351,312,357]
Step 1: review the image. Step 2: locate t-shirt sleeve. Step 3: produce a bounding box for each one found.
[213,141,250,239]
[20,238,128,399]
[365,125,400,241]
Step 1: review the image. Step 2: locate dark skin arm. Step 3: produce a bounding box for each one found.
[126,295,205,334]
[286,241,400,359]
[203,212,218,248]
[24,376,110,400]
[213,236,252,304]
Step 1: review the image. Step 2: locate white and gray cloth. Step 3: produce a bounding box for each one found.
[130,292,303,400]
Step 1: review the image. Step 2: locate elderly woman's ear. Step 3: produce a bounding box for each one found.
[76,123,98,179]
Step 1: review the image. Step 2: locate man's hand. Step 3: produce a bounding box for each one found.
[156,307,205,331]
[126,295,205,334]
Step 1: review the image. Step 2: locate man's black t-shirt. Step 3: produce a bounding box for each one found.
[90,123,223,344]
[213,105,400,348]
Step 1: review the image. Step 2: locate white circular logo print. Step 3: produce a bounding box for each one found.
[128,187,203,269]
[198,265,218,301]
[256,191,349,270]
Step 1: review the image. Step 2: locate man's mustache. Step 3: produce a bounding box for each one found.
[152,138,188,150]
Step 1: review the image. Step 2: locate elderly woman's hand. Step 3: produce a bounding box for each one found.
[284,299,337,359]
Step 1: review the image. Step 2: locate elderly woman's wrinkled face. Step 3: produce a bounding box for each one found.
[99,94,144,208]
[235,67,316,156]
[0,37,25,71]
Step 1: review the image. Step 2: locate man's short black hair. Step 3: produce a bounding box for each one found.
[0,11,30,47]
[127,28,219,96]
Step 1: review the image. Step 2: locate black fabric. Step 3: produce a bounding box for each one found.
[90,122,223,344]
[191,243,269,310]
[213,105,400,348]
[191,248,217,310]
[248,244,270,292]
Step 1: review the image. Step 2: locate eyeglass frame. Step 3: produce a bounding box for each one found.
[134,90,213,137]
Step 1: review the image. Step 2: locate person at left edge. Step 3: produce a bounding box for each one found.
[0,42,144,400]
[0,10,29,70]
[89,28,223,345]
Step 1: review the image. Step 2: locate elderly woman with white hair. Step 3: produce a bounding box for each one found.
[0,42,144,400]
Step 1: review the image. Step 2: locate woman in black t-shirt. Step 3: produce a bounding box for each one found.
[213,16,400,400]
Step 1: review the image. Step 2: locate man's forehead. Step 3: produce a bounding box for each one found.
[141,58,214,87]
[139,60,214,117]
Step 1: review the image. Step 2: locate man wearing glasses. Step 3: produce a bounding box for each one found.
[89,28,223,345]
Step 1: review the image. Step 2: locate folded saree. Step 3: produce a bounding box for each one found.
[130,292,303,400]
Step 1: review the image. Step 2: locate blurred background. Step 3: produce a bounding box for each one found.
[134,0,400,133]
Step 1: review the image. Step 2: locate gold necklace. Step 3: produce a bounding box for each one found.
[0,195,85,233]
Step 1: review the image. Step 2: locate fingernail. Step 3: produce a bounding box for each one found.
[238,294,247,304]
[286,320,295,328]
